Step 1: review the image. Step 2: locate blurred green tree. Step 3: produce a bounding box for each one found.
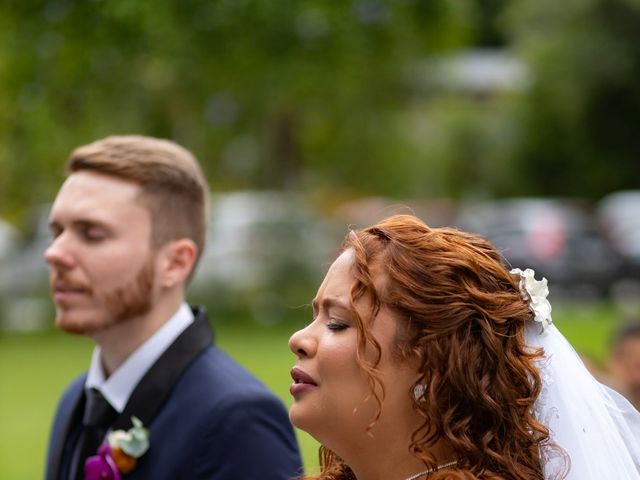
[2,0,638,219]
[0,0,470,217]
[507,0,640,198]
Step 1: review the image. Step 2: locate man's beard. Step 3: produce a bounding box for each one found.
[56,259,156,335]
[104,258,156,324]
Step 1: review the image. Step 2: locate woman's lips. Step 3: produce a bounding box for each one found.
[289,367,317,396]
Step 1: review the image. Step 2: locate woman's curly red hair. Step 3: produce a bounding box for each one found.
[304,215,565,480]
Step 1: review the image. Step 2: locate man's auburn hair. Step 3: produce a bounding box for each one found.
[66,135,208,266]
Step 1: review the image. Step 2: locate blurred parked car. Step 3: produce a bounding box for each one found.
[189,191,339,324]
[598,191,640,280]
[0,204,53,330]
[332,196,458,229]
[598,191,640,308]
[0,218,19,261]
[456,198,622,297]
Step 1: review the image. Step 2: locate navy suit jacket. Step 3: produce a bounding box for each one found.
[45,307,302,480]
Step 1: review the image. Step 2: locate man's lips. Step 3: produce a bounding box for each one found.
[290,367,318,396]
[51,279,91,300]
[54,284,86,293]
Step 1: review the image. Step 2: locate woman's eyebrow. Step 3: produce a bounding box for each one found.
[320,297,350,311]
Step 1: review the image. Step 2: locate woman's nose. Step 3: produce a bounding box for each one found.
[288,325,316,358]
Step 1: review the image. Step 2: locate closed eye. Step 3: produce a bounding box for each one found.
[80,226,107,242]
[327,321,348,331]
[75,221,110,243]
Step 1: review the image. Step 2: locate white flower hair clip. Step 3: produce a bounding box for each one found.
[510,268,553,334]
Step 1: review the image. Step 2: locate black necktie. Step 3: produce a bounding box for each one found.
[69,388,118,480]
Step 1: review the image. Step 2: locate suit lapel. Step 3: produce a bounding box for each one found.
[112,306,214,430]
[47,381,85,480]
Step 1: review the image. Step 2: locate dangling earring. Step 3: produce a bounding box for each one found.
[413,384,427,400]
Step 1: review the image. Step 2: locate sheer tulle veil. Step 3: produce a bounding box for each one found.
[526,322,640,479]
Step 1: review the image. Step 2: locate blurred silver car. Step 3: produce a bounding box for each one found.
[0,205,53,330]
[598,191,640,277]
[598,191,640,307]
[189,191,339,324]
[0,218,19,261]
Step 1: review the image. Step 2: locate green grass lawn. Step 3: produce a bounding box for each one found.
[0,303,621,479]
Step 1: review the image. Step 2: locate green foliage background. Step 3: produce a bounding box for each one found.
[1,0,639,221]
[0,0,467,216]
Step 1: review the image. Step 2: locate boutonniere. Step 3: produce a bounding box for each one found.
[85,417,150,480]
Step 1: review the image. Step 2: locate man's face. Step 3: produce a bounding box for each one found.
[44,171,158,335]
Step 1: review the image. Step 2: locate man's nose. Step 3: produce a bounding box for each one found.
[44,233,75,270]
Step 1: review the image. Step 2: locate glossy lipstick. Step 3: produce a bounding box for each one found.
[290,367,317,396]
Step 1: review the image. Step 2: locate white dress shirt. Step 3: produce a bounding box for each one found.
[85,303,194,412]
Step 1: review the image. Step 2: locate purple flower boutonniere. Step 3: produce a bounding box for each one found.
[85,417,149,480]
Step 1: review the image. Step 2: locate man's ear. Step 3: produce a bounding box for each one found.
[158,239,198,289]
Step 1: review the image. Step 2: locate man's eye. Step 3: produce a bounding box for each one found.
[82,228,106,242]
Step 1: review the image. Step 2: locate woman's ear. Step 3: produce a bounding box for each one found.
[158,239,198,289]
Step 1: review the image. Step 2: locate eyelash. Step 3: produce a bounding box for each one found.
[327,320,348,331]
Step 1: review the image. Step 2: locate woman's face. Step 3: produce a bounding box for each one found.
[288,249,421,450]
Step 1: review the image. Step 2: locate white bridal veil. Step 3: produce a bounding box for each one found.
[509,268,640,479]
[526,322,640,480]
